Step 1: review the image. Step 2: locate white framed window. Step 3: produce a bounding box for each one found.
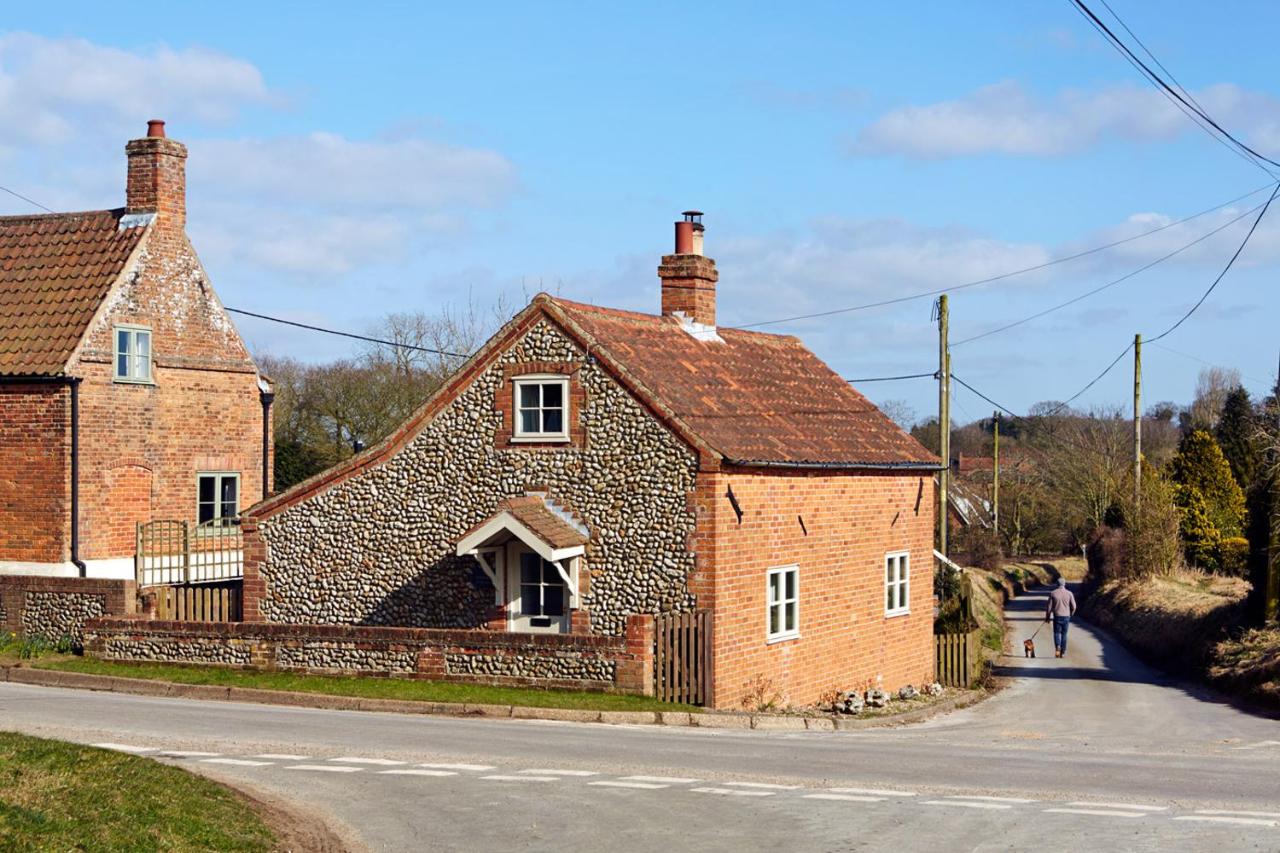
[885,551,910,616]
[197,472,239,527]
[113,325,152,383]
[766,565,799,642]
[512,375,569,441]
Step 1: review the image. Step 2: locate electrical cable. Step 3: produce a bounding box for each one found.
[844,371,935,383]
[225,307,470,358]
[0,184,55,213]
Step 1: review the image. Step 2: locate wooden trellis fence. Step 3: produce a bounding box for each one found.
[136,519,243,587]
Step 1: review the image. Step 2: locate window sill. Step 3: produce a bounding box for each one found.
[885,609,911,618]
[766,632,800,645]
[112,378,155,386]
[509,435,570,444]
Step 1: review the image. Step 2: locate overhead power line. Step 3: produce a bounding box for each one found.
[1145,182,1279,343]
[735,181,1276,330]
[845,371,935,383]
[0,183,55,213]
[951,197,1269,346]
[226,307,470,358]
[1148,341,1273,387]
[952,340,1133,421]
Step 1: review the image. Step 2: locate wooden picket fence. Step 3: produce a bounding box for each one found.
[654,610,711,705]
[935,628,982,688]
[154,584,243,622]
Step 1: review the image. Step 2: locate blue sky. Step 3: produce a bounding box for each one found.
[4,2,1279,425]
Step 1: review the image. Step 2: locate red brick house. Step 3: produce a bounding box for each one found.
[237,213,938,709]
[0,121,272,581]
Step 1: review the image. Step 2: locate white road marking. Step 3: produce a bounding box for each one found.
[1067,802,1167,812]
[379,769,458,777]
[924,800,1013,811]
[159,750,220,757]
[692,787,775,797]
[804,794,885,803]
[418,763,495,772]
[330,756,406,766]
[622,775,700,785]
[1194,810,1280,820]
[520,768,598,776]
[482,775,560,782]
[255,754,310,761]
[92,743,155,753]
[286,764,363,773]
[725,781,800,790]
[201,758,273,767]
[1044,808,1146,818]
[945,795,1037,804]
[589,780,669,790]
[829,787,917,798]
[1175,816,1280,828]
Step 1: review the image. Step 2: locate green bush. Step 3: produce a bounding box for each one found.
[18,635,52,660]
[1217,537,1250,577]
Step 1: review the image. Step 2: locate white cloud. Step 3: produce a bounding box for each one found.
[853,81,1280,159]
[0,32,274,145]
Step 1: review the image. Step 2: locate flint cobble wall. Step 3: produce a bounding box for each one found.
[0,577,136,647]
[253,320,699,635]
[83,616,653,693]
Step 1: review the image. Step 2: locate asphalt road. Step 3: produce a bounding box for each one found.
[2,584,1277,852]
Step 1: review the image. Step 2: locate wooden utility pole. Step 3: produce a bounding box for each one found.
[938,295,951,557]
[1133,333,1142,509]
[992,410,1000,534]
[1269,349,1280,624]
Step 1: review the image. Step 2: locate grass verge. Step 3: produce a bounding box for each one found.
[34,658,698,713]
[0,731,274,852]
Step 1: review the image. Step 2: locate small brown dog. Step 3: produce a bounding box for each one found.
[1023,638,1036,658]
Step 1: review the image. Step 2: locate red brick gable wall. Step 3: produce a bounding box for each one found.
[0,384,70,562]
[703,467,934,709]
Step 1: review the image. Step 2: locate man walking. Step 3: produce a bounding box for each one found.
[1045,578,1077,659]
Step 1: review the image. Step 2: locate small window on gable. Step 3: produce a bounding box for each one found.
[512,375,569,441]
[113,325,152,383]
[885,551,910,617]
[197,473,239,527]
[767,565,799,642]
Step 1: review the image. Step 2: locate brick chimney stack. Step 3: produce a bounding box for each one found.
[126,119,188,229]
[659,210,718,327]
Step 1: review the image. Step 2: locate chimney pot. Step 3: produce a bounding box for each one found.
[146,119,166,138]
[659,210,718,326]
[126,122,188,227]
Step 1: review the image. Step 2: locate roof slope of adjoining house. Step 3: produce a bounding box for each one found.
[551,298,937,468]
[0,209,149,377]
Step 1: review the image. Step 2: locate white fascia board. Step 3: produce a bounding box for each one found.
[456,513,585,565]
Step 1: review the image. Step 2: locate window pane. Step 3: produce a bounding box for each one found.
[220,477,237,519]
[785,570,796,601]
[198,502,215,525]
[542,408,563,434]
[886,559,895,584]
[520,553,540,584]
[887,586,895,611]
[116,353,129,377]
[898,584,907,610]
[198,476,215,504]
[519,383,540,408]
[136,331,150,356]
[541,382,562,408]
[519,409,540,434]
[785,601,797,632]
[768,573,780,603]
[543,587,564,616]
[117,329,131,356]
[521,584,541,616]
[769,605,779,635]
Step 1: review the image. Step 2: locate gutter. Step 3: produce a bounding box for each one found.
[259,388,274,501]
[1,375,86,575]
[725,458,945,472]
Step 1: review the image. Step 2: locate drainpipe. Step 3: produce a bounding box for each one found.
[69,377,86,577]
[259,389,274,501]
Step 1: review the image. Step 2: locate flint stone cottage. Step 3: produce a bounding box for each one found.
[0,122,271,640]
[213,213,939,710]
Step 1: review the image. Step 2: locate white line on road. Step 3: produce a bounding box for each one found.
[1175,816,1280,828]
[418,763,495,772]
[159,750,221,757]
[622,775,700,785]
[923,800,1013,811]
[285,765,363,773]
[255,754,310,761]
[1066,802,1167,812]
[1194,810,1280,819]
[945,795,1037,804]
[482,775,560,782]
[589,781,669,790]
[804,794,885,803]
[520,769,598,776]
[725,781,800,790]
[692,787,775,797]
[330,757,406,766]
[1044,808,1146,818]
[201,758,273,767]
[379,769,458,777]
[92,743,155,753]
[829,787,917,798]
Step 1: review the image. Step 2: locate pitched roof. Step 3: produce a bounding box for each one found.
[457,495,589,555]
[0,209,149,376]
[550,297,937,468]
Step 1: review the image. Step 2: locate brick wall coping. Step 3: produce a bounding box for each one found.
[3,577,135,593]
[86,617,628,650]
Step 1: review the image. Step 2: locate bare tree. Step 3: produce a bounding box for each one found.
[1187,366,1242,431]
[878,399,917,430]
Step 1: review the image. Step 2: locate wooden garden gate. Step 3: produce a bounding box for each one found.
[653,610,711,705]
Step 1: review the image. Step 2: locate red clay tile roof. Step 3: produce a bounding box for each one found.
[0,209,148,376]
[457,495,589,550]
[551,298,937,468]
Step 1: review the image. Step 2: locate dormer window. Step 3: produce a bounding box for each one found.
[113,325,152,383]
[512,375,569,441]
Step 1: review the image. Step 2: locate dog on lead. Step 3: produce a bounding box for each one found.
[1023,637,1036,658]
